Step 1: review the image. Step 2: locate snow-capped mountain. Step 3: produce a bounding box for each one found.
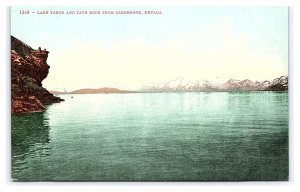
[141,77,218,92]
[140,76,288,92]
[264,75,288,91]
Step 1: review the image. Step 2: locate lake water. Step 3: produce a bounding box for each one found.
[11,92,288,181]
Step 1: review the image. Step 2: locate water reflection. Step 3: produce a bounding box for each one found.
[11,92,288,181]
[11,112,51,174]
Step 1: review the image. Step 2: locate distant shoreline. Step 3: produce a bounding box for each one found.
[51,90,288,95]
[50,76,288,95]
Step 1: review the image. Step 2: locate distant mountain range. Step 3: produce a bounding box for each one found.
[50,87,133,94]
[50,76,288,94]
[70,87,134,94]
[140,76,288,92]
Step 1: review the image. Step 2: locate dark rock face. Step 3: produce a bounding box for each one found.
[11,36,64,114]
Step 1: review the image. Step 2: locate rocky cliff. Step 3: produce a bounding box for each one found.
[11,36,64,114]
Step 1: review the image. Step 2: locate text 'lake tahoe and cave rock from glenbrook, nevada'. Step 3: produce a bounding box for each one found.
[11,6,288,181]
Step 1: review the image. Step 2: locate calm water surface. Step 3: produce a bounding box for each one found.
[11,92,288,181]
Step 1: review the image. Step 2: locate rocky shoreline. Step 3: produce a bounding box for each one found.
[11,36,64,114]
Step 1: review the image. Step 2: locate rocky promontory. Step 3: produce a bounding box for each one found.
[11,36,64,114]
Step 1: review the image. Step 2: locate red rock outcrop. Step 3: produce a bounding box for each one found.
[11,36,64,114]
[12,96,45,114]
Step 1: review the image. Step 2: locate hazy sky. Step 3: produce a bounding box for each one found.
[11,6,288,91]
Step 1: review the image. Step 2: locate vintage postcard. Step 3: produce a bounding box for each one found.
[11,6,288,181]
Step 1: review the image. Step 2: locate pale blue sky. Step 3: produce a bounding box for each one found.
[11,6,288,91]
